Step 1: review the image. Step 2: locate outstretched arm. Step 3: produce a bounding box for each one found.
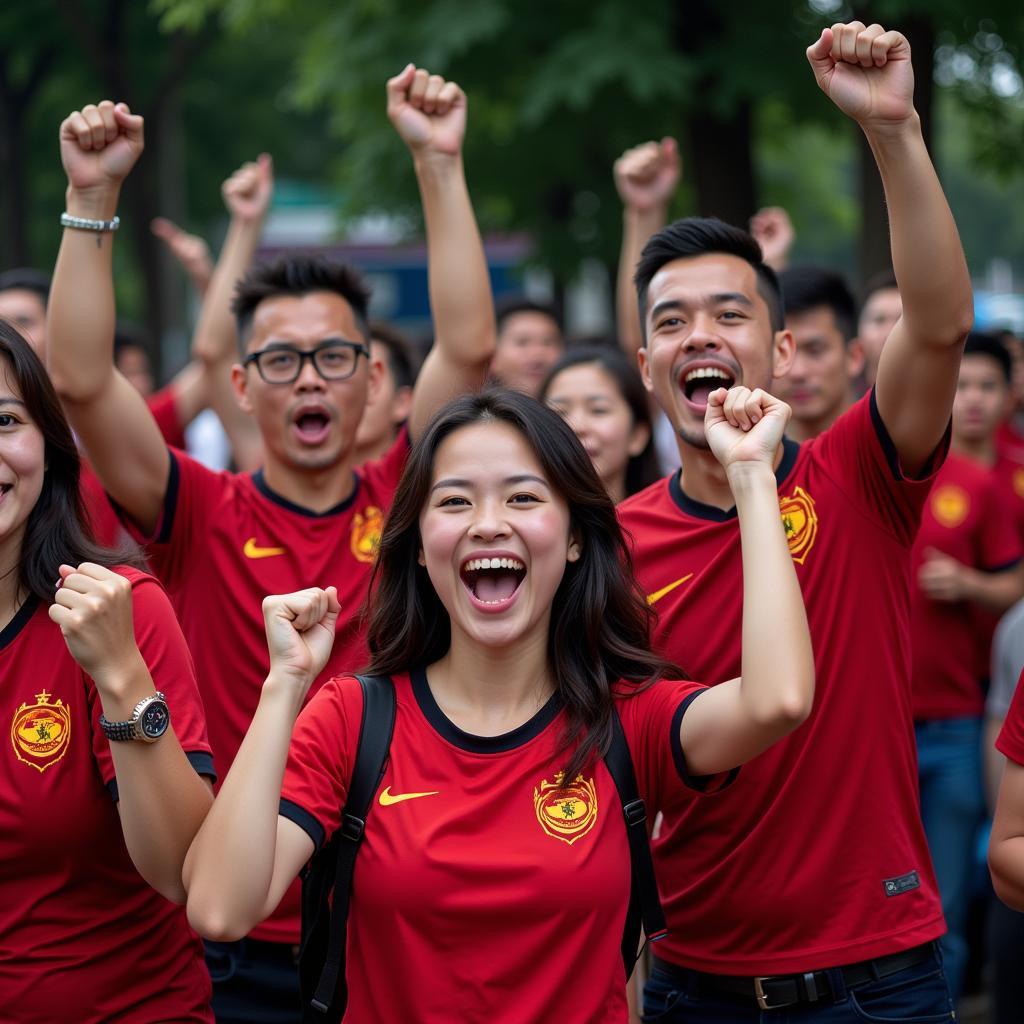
[47,101,169,535]
[679,388,815,774]
[807,23,973,474]
[386,66,496,442]
[613,138,681,357]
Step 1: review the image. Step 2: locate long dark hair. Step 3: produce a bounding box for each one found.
[365,388,679,781]
[539,345,662,498]
[0,320,141,602]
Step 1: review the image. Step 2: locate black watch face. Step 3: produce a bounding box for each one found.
[140,701,170,739]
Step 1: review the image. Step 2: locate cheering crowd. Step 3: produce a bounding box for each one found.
[4,18,1024,1024]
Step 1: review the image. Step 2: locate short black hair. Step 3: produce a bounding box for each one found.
[113,320,153,359]
[963,330,1012,384]
[779,265,857,343]
[495,296,563,337]
[634,217,783,337]
[0,268,50,305]
[231,254,372,351]
[369,320,417,390]
[860,269,899,313]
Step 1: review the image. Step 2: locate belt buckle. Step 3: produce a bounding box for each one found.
[753,976,787,1011]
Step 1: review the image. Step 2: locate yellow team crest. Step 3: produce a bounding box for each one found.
[1013,467,1024,501]
[351,506,384,564]
[779,486,818,565]
[10,692,71,772]
[931,485,969,529]
[534,772,598,845]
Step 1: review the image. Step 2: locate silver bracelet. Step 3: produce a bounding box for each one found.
[60,212,120,233]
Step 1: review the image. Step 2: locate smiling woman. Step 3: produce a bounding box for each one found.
[183,386,816,1024]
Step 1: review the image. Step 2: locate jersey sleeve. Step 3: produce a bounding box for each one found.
[146,386,187,451]
[978,474,1023,572]
[812,389,949,547]
[996,669,1024,766]
[358,426,410,500]
[615,677,735,813]
[279,675,364,849]
[89,571,214,797]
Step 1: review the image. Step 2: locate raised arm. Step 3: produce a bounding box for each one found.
[613,138,680,357]
[749,207,795,273]
[679,388,815,775]
[47,101,169,534]
[185,588,339,939]
[807,23,973,474]
[152,217,214,299]
[386,66,496,442]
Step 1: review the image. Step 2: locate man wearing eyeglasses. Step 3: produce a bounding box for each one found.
[46,65,494,1024]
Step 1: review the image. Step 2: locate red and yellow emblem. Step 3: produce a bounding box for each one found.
[931,484,969,529]
[11,691,71,772]
[1013,467,1024,501]
[351,506,384,564]
[779,486,818,565]
[533,772,598,845]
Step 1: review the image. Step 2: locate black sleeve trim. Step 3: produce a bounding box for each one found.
[670,690,740,794]
[869,387,949,483]
[280,798,326,850]
[156,449,181,543]
[107,748,216,803]
[985,557,1023,574]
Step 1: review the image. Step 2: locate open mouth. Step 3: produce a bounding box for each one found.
[460,556,527,607]
[292,410,331,444]
[681,366,735,407]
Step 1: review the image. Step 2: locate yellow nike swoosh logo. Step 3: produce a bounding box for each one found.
[243,537,287,559]
[378,786,439,806]
[646,574,694,605]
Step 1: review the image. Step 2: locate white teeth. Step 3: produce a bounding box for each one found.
[684,367,731,383]
[463,557,525,572]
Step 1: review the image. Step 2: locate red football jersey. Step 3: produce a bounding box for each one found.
[617,391,945,974]
[123,434,407,942]
[997,418,1024,466]
[280,670,713,1024]
[996,669,1024,765]
[80,459,127,548]
[911,452,1021,720]
[0,569,213,1023]
[147,385,188,451]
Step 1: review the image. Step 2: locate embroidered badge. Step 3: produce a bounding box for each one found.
[534,772,598,845]
[779,486,819,565]
[351,506,384,564]
[931,485,969,529]
[11,691,71,772]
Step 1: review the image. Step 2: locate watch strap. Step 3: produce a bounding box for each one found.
[100,691,167,742]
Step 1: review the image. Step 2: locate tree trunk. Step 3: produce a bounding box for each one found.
[0,82,30,268]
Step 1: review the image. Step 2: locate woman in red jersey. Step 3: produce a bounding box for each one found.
[0,321,215,1023]
[540,344,662,503]
[185,385,814,1024]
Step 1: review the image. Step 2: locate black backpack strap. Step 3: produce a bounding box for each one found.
[309,674,396,1018]
[604,706,668,977]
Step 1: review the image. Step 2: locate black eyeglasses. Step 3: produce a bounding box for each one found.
[243,340,370,384]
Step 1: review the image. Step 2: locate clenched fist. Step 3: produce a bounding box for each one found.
[613,137,681,214]
[60,100,144,195]
[386,64,466,159]
[222,153,274,224]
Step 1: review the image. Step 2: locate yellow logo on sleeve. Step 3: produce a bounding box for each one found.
[780,486,819,565]
[534,772,598,845]
[931,485,969,529]
[11,692,71,772]
[351,506,384,564]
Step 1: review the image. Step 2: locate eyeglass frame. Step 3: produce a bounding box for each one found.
[242,339,371,385]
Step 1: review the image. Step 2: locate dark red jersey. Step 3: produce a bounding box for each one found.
[0,568,214,1022]
[122,433,407,942]
[80,458,126,548]
[996,669,1024,766]
[997,418,1024,466]
[617,391,945,974]
[147,385,188,451]
[281,670,714,1024]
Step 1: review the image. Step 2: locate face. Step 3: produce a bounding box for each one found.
[637,254,793,450]
[231,291,382,473]
[544,363,649,497]
[857,287,901,386]
[419,420,579,653]
[0,291,47,359]
[354,340,412,455]
[953,354,1011,445]
[115,345,155,397]
[490,311,564,397]
[0,363,45,549]
[776,306,863,430]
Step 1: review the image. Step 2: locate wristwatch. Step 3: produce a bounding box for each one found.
[100,692,171,743]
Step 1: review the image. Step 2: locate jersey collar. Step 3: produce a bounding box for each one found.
[0,594,40,652]
[251,470,361,518]
[669,436,800,522]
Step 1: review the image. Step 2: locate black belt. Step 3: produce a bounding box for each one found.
[651,942,936,1011]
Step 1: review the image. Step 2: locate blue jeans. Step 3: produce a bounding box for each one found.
[915,715,984,1002]
[204,939,301,1024]
[642,948,955,1022]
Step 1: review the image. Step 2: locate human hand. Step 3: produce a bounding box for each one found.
[705,386,790,471]
[60,100,144,195]
[222,153,274,224]
[613,137,681,214]
[151,218,214,296]
[750,207,795,271]
[918,549,967,602]
[386,64,466,160]
[49,564,144,695]
[262,587,341,692]
[806,23,915,132]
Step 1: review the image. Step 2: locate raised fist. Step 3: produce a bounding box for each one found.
[749,207,795,272]
[222,153,274,223]
[806,23,915,130]
[705,386,791,472]
[613,137,681,214]
[262,587,341,693]
[151,218,214,296]
[60,100,144,193]
[386,64,466,158]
